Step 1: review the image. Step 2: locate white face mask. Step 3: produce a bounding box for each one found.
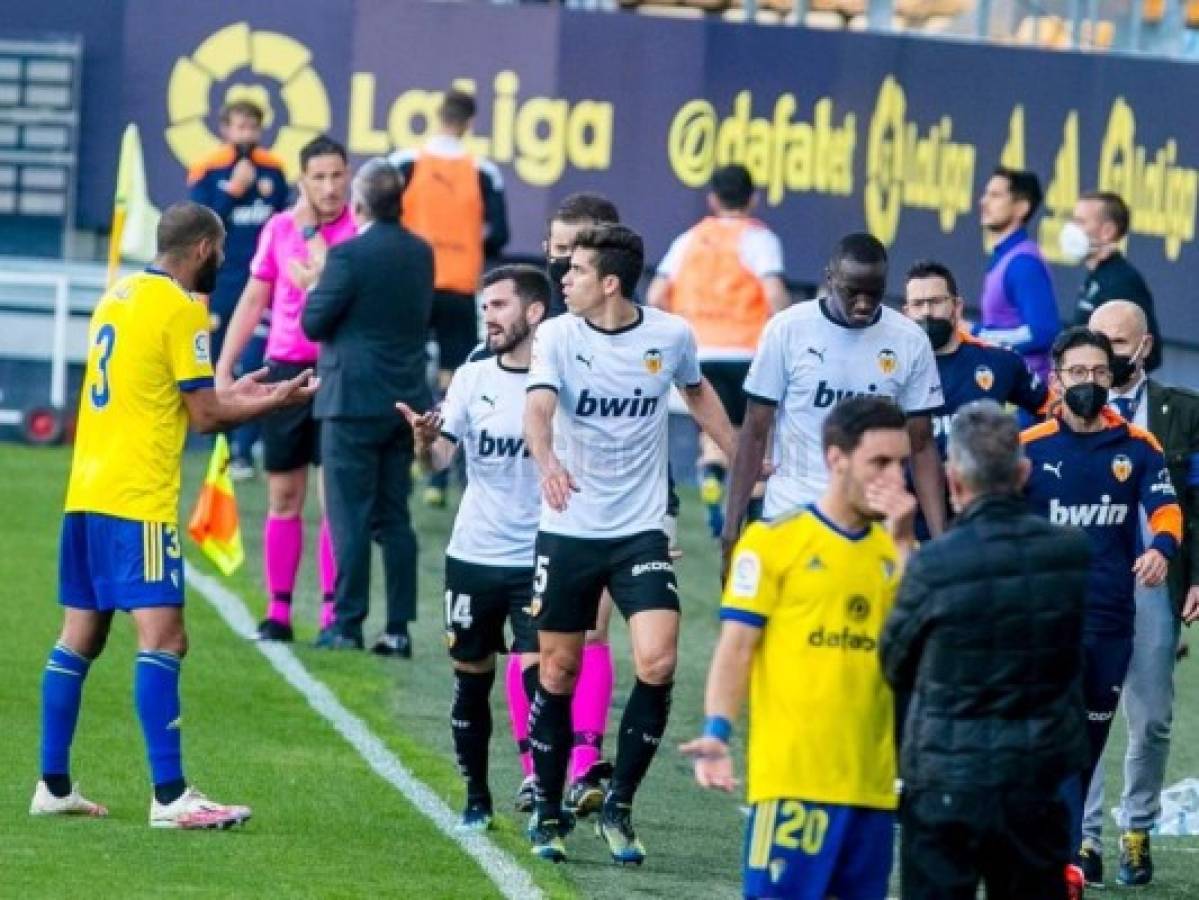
[1058,221,1093,264]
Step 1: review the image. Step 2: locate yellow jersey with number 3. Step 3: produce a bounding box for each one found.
[65,269,214,522]
[722,504,901,809]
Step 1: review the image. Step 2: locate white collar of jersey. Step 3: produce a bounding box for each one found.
[584,304,644,336]
[424,134,467,157]
[818,296,884,330]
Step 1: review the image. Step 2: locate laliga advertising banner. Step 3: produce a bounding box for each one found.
[115,0,1198,340]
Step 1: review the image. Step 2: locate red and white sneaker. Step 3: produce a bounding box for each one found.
[150,786,251,830]
[1065,862,1086,900]
[30,781,108,817]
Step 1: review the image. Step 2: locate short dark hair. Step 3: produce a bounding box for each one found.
[1080,190,1131,240]
[300,135,347,172]
[1051,326,1115,369]
[220,99,264,125]
[831,232,887,268]
[948,400,1025,495]
[711,164,754,211]
[353,158,403,221]
[992,166,1044,222]
[157,202,223,257]
[573,224,644,299]
[905,259,958,297]
[822,396,907,454]
[552,192,620,227]
[483,264,550,310]
[439,89,476,127]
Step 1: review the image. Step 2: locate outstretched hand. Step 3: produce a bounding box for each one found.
[396,402,444,452]
[680,737,738,793]
[229,366,318,407]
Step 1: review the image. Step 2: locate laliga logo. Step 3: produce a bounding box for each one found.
[166,22,330,180]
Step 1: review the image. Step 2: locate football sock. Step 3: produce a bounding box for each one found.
[701,462,726,485]
[264,515,303,623]
[40,643,92,794]
[570,642,614,781]
[134,651,184,793]
[529,682,572,818]
[522,663,540,702]
[609,679,673,804]
[451,668,496,803]
[317,517,337,598]
[506,655,534,777]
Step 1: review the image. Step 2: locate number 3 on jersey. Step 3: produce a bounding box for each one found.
[90,324,116,409]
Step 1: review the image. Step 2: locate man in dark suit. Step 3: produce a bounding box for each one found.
[302,159,434,657]
[1085,300,1199,886]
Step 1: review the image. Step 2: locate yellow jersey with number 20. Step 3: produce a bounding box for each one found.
[65,269,214,522]
[722,504,901,809]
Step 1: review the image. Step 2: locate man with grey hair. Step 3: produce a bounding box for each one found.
[303,159,434,656]
[1084,299,1199,886]
[882,400,1093,898]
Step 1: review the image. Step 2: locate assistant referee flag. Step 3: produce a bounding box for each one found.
[188,435,245,575]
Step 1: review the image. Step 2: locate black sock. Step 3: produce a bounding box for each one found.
[528,683,572,818]
[701,463,726,485]
[154,778,187,805]
[451,668,495,803]
[272,591,292,606]
[746,495,765,524]
[42,773,72,798]
[609,679,673,805]
[522,664,540,703]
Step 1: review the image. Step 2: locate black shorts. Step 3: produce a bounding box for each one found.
[700,360,751,427]
[429,290,479,373]
[444,557,538,662]
[531,530,680,634]
[261,360,320,472]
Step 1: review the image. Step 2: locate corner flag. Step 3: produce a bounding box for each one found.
[187,435,245,576]
[107,123,160,287]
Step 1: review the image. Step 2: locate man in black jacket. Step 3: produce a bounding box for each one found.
[881,400,1092,899]
[1083,300,1199,886]
[302,159,434,656]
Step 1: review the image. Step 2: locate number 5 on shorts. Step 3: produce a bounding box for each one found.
[533,555,550,594]
[444,590,473,629]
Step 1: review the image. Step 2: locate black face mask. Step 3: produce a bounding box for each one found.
[1110,354,1138,389]
[1064,382,1109,420]
[920,316,955,351]
[234,141,257,159]
[195,251,220,295]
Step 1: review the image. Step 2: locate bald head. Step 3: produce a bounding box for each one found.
[1090,300,1152,387]
[157,202,223,259]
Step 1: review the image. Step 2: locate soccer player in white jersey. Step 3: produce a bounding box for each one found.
[722,232,946,567]
[523,224,736,864]
[398,265,548,833]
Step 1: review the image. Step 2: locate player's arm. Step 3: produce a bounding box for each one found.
[1135,440,1182,588]
[722,400,774,573]
[647,275,671,311]
[183,369,317,434]
[479,163,509,258]
[880,554,932,693]
[396,402,457,472]
[680,620,761,793]
[907,415,946,537]
[682,378,736,463]
[762,275,791,315]
[214,277,271,387]
[525,387,576,511]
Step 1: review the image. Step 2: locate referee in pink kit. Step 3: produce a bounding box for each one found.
[215,136,357,646]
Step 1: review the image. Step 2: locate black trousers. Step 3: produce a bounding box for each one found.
[321,416,418,639]
[900,787,1071,900]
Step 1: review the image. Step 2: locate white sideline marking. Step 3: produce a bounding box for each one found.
[186,569,543,900]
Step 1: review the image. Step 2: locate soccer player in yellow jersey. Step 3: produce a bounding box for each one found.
[684,396,916,900]
[31,203,316,828]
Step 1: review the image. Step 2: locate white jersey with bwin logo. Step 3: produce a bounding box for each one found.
[744,298,943,519]
[440,356,541,568]
[528,306,702,539]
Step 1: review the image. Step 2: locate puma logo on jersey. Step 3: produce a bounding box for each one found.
[576,353,594,369]
[807,347,826,363]
[477,429,527,458]
[480,394,496,408]
[1042,461,1063,479]
[813,380,876,409]
[1049,496,1129,527]
[576,388,659,418]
